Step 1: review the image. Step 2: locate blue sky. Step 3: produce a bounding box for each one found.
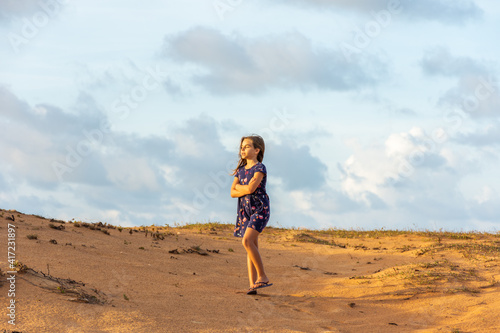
[1,0,500,231]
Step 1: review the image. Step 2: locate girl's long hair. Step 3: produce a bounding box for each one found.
[232,135,265,176]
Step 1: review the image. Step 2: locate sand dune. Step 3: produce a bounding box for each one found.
[1,208,499,332]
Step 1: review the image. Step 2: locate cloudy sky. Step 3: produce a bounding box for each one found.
[1,0,499,231]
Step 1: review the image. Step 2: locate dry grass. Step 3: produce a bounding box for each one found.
[174,221,234,233]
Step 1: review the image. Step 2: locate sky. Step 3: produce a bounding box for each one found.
[1,0,500,231]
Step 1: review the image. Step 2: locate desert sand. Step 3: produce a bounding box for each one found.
[1,208,499,333]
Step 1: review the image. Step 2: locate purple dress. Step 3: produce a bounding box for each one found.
[233,162,270,237]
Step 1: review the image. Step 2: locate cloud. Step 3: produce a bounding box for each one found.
[1,86,337,227]
[3,86,498,230]
[269,187,361,230]
[384,127,447,169]
[455,122,500,146]
[335,126,500,228]
[161,27,387,94]
[266,142,328,191]
[0,0,41,21]
[162,78,185,96]
[420,48,500,118]
[467,186,500,221]
[0,87,102,136]
[438,77,500,118]
[273,0,482,24]
[401,0,482,24]
[0,87,109,187]
[0,88,220,223]
[421,46,489,77]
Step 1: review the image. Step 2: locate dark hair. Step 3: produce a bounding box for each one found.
[232,135,265,175]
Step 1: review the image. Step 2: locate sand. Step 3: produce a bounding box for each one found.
[1,208,499,332]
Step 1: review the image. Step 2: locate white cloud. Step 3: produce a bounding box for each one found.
[385,127,447,168]
[335,126,500,229]
[162,27,387,94]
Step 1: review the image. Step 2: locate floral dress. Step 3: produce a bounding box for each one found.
[233,162,270,237]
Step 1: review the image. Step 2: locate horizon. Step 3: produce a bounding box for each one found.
[1,1,500,232]
[2,208,499,234]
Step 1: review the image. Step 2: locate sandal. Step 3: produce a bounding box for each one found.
[252,281,273,290]
[246,288,257,295]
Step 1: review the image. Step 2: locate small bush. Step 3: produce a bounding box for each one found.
[27,234,38,240]
[49,223,65,230]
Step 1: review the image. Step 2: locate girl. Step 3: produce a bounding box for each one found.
[231,135,272,295]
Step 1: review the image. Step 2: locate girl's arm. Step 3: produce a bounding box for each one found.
[234,172,264,196]
[230,177,247,198]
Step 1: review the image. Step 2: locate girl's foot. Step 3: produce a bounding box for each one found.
[251,280,273,290]
[253,278,269,286]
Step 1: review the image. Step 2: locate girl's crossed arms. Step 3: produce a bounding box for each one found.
[230,172,264,198]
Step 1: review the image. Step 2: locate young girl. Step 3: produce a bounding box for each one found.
[231,135,272,295]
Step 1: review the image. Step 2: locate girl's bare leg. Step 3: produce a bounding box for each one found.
[246,237,258,287]
[242,228,269,287]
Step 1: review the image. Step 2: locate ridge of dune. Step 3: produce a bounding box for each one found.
[0,208,499,332]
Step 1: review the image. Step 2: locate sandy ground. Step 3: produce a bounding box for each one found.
[1,208,499,333]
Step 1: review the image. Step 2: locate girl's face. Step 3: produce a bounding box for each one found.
[240,139,259,160]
